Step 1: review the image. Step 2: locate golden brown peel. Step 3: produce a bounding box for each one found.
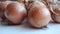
[28,1,51,28]
[5,2,27,24]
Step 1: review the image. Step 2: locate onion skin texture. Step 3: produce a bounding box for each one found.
[5,2,27,24]
[28,1,51,28]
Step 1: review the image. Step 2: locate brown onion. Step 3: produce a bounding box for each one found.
[5,2,27,25]
[50,2,60,23]
[28,1,51,28]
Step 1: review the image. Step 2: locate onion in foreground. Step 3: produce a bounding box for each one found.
[28,1,51,28]
[5,2,27,25]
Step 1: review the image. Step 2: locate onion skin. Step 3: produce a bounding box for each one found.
[5,2,27,24]
[28,1,51,28]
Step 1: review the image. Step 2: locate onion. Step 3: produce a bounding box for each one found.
[28,1,51,28]
[50,2,60,23]
[5,2,27,25]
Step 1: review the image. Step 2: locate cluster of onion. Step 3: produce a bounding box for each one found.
[0,0,51,28]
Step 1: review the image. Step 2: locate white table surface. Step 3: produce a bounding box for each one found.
[0,19,60,34]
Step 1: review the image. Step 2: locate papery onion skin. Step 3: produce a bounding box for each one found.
[28,1,51,28]
[5,2,27,24]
